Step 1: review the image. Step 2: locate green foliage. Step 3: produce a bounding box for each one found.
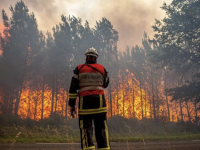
[0,0,199,125]
[95,17,118,66]
[152,0,200,73]
[168,73,200,103]
[0,0,41,115]
[151,0,200,107]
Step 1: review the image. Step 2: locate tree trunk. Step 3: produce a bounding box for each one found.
[2,89,9,115]
[145,88,147,118]
[139,78,143,119]
[113,91,115,116]
[55,78,58,115]
[150,96,152,119]
[175,101,178,122]
[165,71,170,122]
[171,103,174,121]
[3,92,8,115]
[65,58,70,119]
[166,92,170,121]
[34,85,39,121]
[51,77,55,117]
[9,87,15,115]
[132,87,135,118]
[179,99,183,123]
[14,82,23,116]
[27,94,31,118]
[151,68,156,120]
[109,83,112,118]
[123,87,125,118]
[194,101,198,123]
[186,100,191,122]
[106,46,112,118]
[117,88,119,115]
[62,88,65,116]
[66,86,68,119]
[155,80,160,117]
[41,76,45,120]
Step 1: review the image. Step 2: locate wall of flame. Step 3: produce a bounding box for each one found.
[5,69,196,122]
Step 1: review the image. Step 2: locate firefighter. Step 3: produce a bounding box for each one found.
[68,47,110,150]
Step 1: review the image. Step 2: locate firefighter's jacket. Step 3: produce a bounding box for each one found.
[68,60,109,115]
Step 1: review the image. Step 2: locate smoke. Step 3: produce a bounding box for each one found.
[0,0,172,50]
[0,23,3,34]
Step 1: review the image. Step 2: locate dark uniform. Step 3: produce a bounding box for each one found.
[68,59,110,150]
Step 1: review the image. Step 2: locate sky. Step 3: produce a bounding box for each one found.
[0,0,173,51]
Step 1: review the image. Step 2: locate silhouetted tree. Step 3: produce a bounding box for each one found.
[151,0,200,121]
[0,1,40,116]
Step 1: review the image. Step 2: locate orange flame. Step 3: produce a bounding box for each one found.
[17,86,70,120]
[105,69,151,120]
[7,69,198,122]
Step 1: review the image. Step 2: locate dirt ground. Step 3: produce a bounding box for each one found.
[0,140,200,150]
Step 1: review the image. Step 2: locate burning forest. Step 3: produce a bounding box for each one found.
[0,0,200,127]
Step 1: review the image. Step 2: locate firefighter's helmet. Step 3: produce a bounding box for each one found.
[85,47,98,58]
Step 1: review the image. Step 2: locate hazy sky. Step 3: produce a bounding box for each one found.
[0,0,172,51]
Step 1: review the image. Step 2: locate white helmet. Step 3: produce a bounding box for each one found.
[85,47,98,58]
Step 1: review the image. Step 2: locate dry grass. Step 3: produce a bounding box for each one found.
[0,115,200,143]
[1,125,200,143]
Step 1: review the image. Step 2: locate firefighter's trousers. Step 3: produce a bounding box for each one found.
[79,113,110,150]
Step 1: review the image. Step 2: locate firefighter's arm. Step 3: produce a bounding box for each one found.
[103,68,109,88]
[68,67,79,107]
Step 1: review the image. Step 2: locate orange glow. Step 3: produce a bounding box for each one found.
[0,23,4,34]
[13,69,199,122]
[17,86,70,121]
[105,69,151,120]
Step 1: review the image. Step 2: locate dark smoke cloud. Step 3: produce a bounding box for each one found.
[0,0,172,50]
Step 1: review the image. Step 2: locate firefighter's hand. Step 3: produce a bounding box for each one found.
[70,107,76,118]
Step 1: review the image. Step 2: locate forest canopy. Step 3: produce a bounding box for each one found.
[0,0,199,124]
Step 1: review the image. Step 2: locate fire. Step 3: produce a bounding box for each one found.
[17,86,70,120]
[16,69,152,120]
[105,69,151,120]
[13,69,199,122]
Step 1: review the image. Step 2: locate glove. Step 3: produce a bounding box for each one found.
[70,107,76,118]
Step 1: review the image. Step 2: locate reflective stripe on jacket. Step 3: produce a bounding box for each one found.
[77,63,105,96]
